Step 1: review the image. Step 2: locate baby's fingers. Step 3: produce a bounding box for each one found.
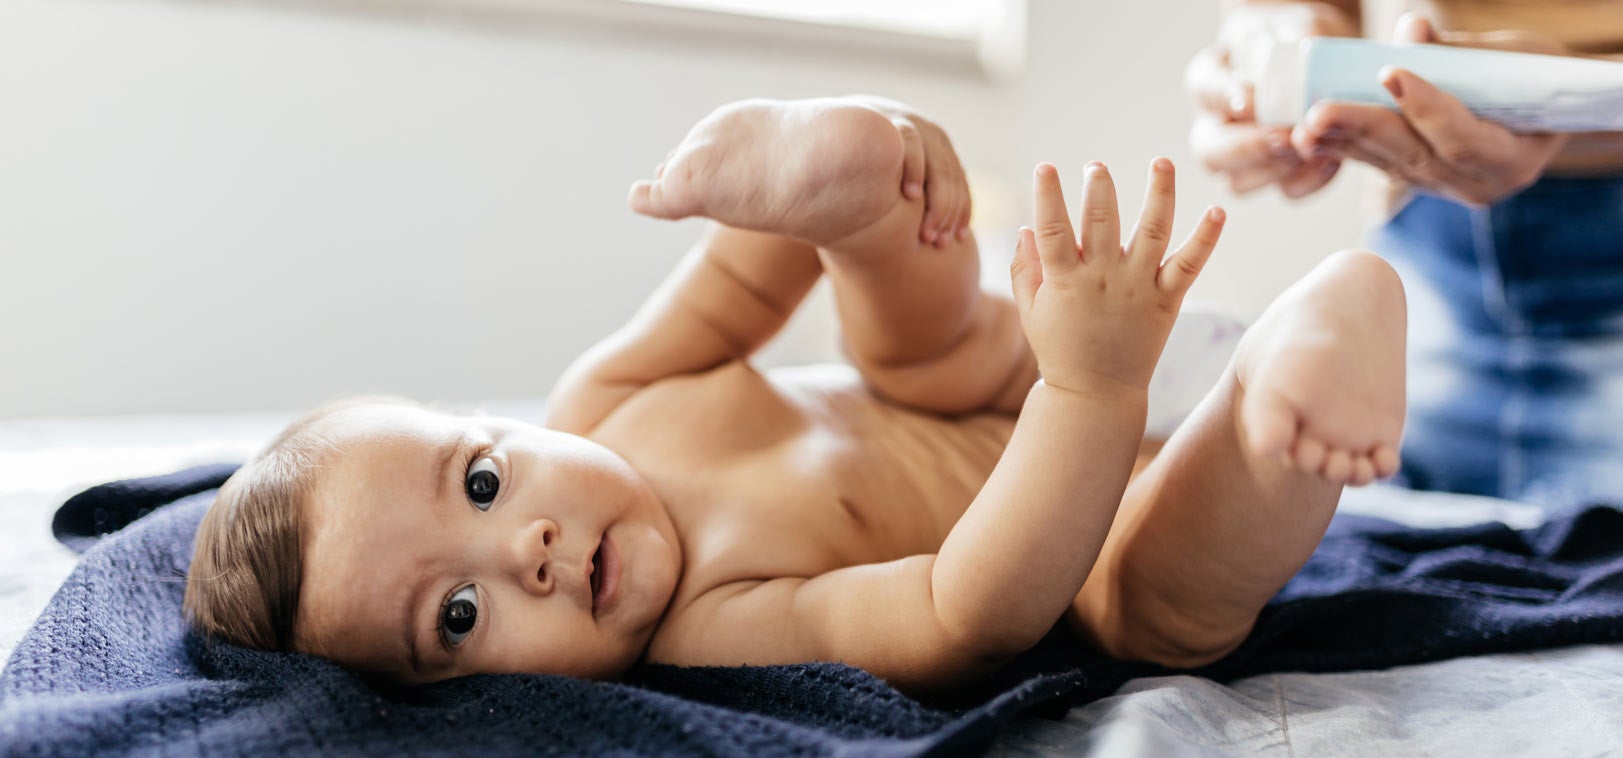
[929,173,964,248]
[1010,226,1042,314]
[1158,206,1226,296]
[1128,158,1176,266]
[1079,162,1120,262]
[1032,163,1079,272]
[895,118,925,202]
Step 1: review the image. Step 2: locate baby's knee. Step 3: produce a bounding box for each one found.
[1074,585,1252,670]
[1324,248,1404,291]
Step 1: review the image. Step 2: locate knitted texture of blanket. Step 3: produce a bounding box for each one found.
[3,465,1622,756]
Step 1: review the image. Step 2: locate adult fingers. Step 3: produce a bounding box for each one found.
[1186,44,1250,120]
[1380,67,1538,179]
[1400,9,1567,55]
[1277,156,1342,198]
[1192,117,1299,175]
[1226,161,1300,194]
[1393,12,1439,44]
[1298,101,1474,193]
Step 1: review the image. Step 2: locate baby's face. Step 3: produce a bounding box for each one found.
[294,404,682,684]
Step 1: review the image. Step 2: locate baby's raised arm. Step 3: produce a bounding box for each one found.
[651,161,1224,692]
[934,160,1223,654]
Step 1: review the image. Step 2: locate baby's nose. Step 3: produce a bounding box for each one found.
[512,518,559,596]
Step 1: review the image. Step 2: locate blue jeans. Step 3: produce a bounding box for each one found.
[1371,178,1623,507]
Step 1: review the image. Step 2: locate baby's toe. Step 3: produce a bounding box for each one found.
[1349,455,1376,486]
[1242,392,1299,459]
[1321,448,1352,483]
[628,179,661,216]
[1372,445,1401,478]
[1292,437,1326,472]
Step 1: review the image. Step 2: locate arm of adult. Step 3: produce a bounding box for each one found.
[1291,14,1575,207]
[1187,1,1362,198]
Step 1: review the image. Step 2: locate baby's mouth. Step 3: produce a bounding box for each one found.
[589,542,603,600]
[589,531,619,617]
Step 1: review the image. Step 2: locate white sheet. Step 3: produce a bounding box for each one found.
[4,413,1619,756]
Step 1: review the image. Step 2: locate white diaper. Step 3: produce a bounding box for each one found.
[1145,305,1248,439]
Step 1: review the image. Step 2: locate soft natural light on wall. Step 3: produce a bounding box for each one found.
[625,0,994,40]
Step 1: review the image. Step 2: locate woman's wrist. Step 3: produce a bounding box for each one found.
[1547,132,1623,177]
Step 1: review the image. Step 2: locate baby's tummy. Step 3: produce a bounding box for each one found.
[786,372,1013,548]
[758,364,1013,548]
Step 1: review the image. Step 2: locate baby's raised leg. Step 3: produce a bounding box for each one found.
[1070,250,1407,666]
[632,98,1036,414]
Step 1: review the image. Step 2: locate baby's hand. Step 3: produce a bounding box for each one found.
[1010,160,1225,394]
[847,95,970,247]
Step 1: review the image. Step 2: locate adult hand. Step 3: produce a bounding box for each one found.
[1186,3,1358,198]
[1291,14,1570,207]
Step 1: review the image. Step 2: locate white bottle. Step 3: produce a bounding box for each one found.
[1241,37,1623,132]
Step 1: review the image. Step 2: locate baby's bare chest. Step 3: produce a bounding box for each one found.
[588,362,1012,599]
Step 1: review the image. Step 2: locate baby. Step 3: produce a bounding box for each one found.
[183,96,1407,696]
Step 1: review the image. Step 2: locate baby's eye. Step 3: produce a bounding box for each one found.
[465,456,500,509]
[440,585,478,646]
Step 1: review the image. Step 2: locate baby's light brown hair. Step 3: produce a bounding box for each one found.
[183,396,414,652]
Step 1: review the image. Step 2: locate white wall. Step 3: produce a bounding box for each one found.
[0,0,1369,419]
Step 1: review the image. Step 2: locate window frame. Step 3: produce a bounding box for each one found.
[333,0,1026,78]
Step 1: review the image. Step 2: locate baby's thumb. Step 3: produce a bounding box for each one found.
[1010,227,1042,313]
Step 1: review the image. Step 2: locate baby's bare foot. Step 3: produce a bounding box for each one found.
[1234,250,1407,486]
[628,98,906,246]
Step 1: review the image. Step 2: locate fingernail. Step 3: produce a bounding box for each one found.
[1229,95,1247,115]
[906,182,922,198]
[1382,71,1404,99]
[1266,133,1292,156]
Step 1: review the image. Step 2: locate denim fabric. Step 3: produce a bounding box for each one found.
[1371,177,1623,507]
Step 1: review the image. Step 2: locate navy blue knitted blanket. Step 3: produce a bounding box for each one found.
[4,465,1623,756]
